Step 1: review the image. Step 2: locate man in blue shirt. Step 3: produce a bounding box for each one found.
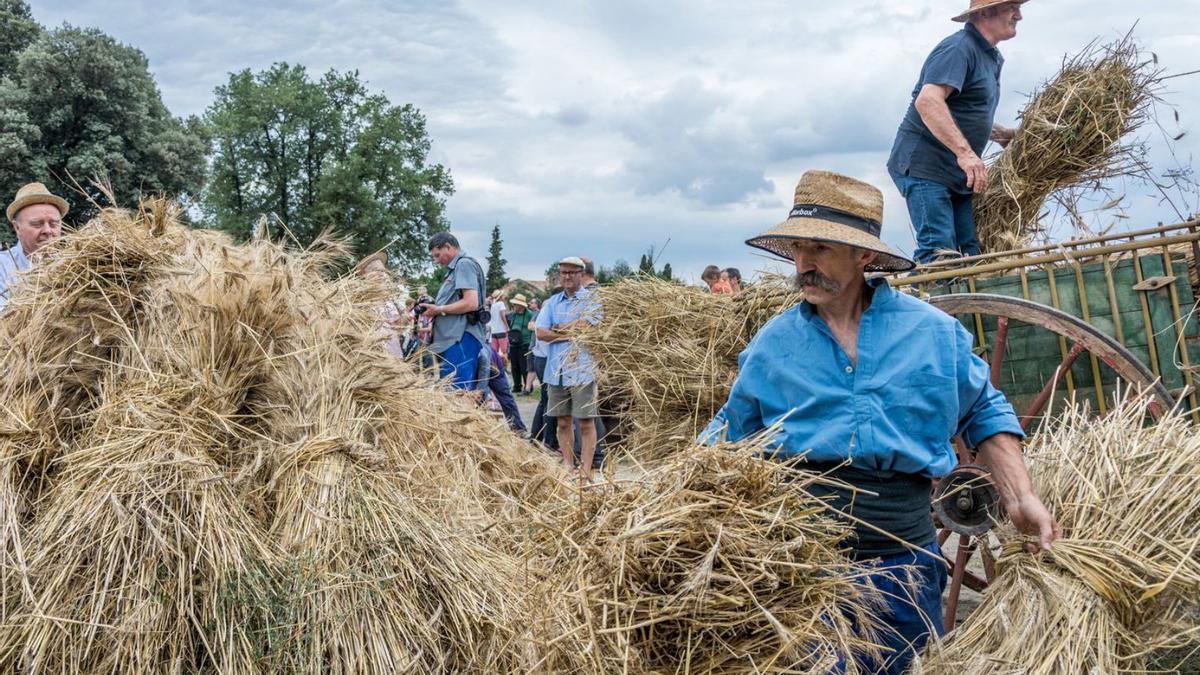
[704,169,1057,674]
[887,0,1027,263]
[0,182,68,309]
[535,256,602,480]
[418,233,489,390]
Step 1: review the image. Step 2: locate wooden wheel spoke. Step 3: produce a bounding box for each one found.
[989,316,1009,387]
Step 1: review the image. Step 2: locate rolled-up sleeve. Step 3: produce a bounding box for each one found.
[699,345,766,445]
[953,322,1024,448]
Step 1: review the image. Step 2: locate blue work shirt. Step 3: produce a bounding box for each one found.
[887,23,1004,194]
[536,286,600,387]
[0,242,30,310]
[701,279,1023,478]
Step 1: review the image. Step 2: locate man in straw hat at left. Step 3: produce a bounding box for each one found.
[701,170,1058,674]
[0,182,68,309]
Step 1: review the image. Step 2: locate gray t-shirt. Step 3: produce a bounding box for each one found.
[429,251,488,354]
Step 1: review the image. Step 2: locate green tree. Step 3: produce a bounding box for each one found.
[203,63,453,274]
[544,261,560,290]
[659,262,674,281]
[0,21,207,244]
[0,0,38,78]
[596,258,633,285]
[485,223,508,290]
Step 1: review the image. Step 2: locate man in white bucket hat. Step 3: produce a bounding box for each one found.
[702,170,1057,673]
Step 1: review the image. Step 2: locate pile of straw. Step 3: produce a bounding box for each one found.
[553,439,880,673]
[575,276,803,463]
[917,399,1200,674]
[0,201,578,672]
[0,203,879,672]
[974,35,1156,252]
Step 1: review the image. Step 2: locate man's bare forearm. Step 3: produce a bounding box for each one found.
[915,89,973,158]
[975,432,1035,505]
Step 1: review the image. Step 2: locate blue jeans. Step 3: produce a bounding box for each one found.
[837,541,948,675]
[486,355,526,432]
[891,170,979,264]
[437,332,482,390]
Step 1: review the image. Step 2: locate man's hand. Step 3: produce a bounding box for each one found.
[957,151,989,193]
[975,432,1060,553]
[1007,492,1060,553]
[418,303,440,316]
[990,124,1016,148]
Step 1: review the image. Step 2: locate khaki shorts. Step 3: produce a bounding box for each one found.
[547,382,599,419]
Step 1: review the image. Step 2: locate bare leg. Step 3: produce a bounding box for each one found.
[557,416,575,472]
[578,418,597,482]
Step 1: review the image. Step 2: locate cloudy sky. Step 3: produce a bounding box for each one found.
[32,0,1200,282]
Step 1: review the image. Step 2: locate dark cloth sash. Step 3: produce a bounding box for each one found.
[788,203,882,238]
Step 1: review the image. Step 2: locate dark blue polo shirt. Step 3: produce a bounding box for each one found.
[887,23,1004,194]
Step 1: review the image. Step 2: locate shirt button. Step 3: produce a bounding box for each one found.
[844,366,853,374]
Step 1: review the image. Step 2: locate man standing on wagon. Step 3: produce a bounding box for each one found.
[887,0,1026,263]
[702,170,1058,674]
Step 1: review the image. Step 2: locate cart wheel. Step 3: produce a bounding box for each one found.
[927,293,1174,631]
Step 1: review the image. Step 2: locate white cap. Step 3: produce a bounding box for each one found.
[558,256,585,268]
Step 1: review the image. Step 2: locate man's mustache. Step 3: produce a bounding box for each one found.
[793,271,841,293]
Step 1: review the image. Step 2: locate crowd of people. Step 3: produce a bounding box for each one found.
[349,233,608,481]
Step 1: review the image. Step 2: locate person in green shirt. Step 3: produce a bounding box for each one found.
[506,293,537,393]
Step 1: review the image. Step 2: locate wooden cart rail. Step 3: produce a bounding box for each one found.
[892,220,1200,423]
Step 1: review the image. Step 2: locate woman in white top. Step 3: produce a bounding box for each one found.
[487,290,510,366]
[355,252,410,358]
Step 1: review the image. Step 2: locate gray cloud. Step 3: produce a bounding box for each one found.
[26,0,1200,282]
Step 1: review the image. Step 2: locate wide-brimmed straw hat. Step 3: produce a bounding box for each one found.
[510,293,528,307]
[7,182,68,222]
[745,170,915,273]
[952,0,1029,22]
[353,250,388,275]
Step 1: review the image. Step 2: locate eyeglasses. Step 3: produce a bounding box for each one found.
[559,270,582,276]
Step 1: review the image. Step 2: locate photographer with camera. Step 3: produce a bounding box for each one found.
[418,233,489,390]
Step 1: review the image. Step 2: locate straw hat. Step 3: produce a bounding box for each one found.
[745,170,915,273]
[952,0,1029,22]
[7,182,68,222]
[510,293,528,308]
[353,250,388,275]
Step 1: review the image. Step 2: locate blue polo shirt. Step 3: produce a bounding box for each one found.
[888,23,1004,194]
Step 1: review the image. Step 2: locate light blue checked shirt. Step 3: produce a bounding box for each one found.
[0,243,29,310]
[536,285,601,387]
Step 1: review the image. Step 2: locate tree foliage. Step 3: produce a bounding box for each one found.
[0,0,38,78]
[203,63,453,274]
[0,11,207,244]
[485,223,508,291]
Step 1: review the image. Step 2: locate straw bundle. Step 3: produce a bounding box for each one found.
[0,201,580,672]
[974,36,1156,252]
[575,276,803,463]
[917,399,1200,674]
[554,439,880,673]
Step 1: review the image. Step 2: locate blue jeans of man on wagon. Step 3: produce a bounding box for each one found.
[891,169,979,265]
[835,541,948,675]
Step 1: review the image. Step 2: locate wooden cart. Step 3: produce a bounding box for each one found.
[891,219,1200,628]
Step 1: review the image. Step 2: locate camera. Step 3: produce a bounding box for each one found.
[412,294,435,315]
